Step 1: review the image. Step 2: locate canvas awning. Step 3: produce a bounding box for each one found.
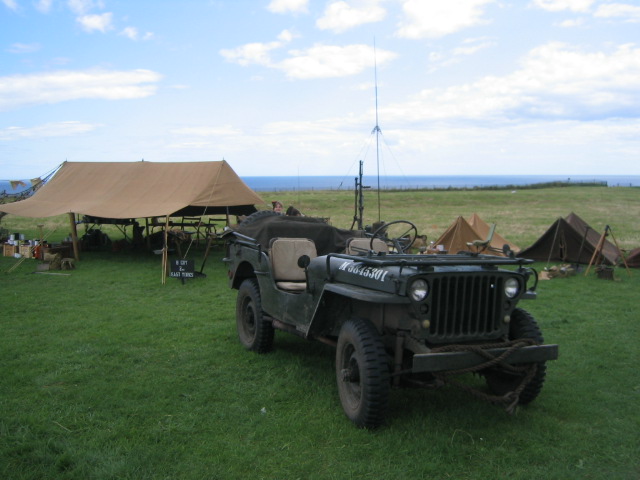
[0,160,263,219]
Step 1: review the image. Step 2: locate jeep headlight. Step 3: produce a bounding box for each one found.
[409,279,429,302]
[504,277,520,299]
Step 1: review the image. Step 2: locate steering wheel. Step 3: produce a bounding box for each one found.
[370,220,418,253]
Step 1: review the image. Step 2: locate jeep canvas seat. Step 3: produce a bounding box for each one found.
[269,237,317,291]
[345,237,388,255]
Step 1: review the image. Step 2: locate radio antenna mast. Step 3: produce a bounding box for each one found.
[372,39,382,222]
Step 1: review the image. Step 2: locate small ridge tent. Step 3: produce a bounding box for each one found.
[518,212,620,265]
[433,216,510,256]
[624,247,640,268]
[467,213,520,254]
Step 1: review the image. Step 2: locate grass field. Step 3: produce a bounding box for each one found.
[1,186,639,479]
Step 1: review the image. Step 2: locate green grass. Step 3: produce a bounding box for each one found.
[1,186,639,479]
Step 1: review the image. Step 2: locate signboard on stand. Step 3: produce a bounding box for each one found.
[170,259,194,284]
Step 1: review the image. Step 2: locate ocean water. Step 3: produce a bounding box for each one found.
[242,175,640,192]
[2,175,638,195]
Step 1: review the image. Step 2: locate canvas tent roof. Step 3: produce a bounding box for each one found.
[433,216,508,256]
[467,213,520,253]
[518,212,620,265]
[0,161,263,219]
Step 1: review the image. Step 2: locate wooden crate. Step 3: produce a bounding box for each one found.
[3,244,18,257]
[19,244,34,259]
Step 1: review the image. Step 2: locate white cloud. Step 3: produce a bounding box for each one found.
[427,38,495,72]
[67,0,104,15]
[7,43,41,54]
[77,12,113,33]
[316,1,386,33]
[222,32,396,80]
[558,17,586,27]
[531,0,595,12]
[1,0,18,10]
[0,121,100,141]
[380,42,640,123]
[120,27,138,40]
[595,3,640,22]
[171,126,243,137]
[35,0,53,13]
[220,30,296,67]
[221,41,283,67]
[119,27,154,41]
[396,0,495,39]
[267,0,309,14]
[452,37,495,56]
[0,69,162,111]
[278,44,396,79]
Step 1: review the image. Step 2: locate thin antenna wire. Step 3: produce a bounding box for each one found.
[373,38,381,222]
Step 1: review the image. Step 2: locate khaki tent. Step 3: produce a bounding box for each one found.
[518,212,620,265]
[0,160,262,219]
[434,214,517,257]
[433,216,509,256]
[0,161,263,260]
[467,213,520,253]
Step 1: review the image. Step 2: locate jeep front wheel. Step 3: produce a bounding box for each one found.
[336,318,390,428]
[484,308,547,405]
[236,279,274,353]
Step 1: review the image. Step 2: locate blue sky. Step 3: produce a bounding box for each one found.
[1,0,640,180]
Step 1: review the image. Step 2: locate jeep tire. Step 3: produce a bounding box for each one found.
[236,279,274,353]
[336,318,390,428]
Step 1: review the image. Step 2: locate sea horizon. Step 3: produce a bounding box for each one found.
[2,174,638,195]
[241,174,640,192]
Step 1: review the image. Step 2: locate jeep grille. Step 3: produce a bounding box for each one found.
[427,273,505,343]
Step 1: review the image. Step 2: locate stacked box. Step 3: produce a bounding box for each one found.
[3,244,19,257]
[19,244,34,259]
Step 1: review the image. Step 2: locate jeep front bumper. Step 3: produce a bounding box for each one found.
[412,344,559,373]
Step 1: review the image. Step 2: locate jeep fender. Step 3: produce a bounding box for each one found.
[305,283,410,339]
[323,283,409,304]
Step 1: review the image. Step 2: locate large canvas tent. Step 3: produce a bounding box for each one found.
[518,212,620,265]
[0,160,262,219]
[0,161,263,260]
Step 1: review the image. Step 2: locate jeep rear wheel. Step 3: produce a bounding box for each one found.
[236,279,274,353]
[336,318,390,429]
[485,308,547,405]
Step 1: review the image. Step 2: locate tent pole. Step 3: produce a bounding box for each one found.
[606,226,631,276]
[162,216,169,284]
[68,212,80,261]
[584,229,607,276]
[37,224,44,260]
[546,218,561,268]
[145,217,151,250]
[576,226,589,266]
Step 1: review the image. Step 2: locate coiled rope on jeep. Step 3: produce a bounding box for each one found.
[430,339,539,414]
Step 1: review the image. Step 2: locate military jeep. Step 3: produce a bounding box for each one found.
[222,212,558,428]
